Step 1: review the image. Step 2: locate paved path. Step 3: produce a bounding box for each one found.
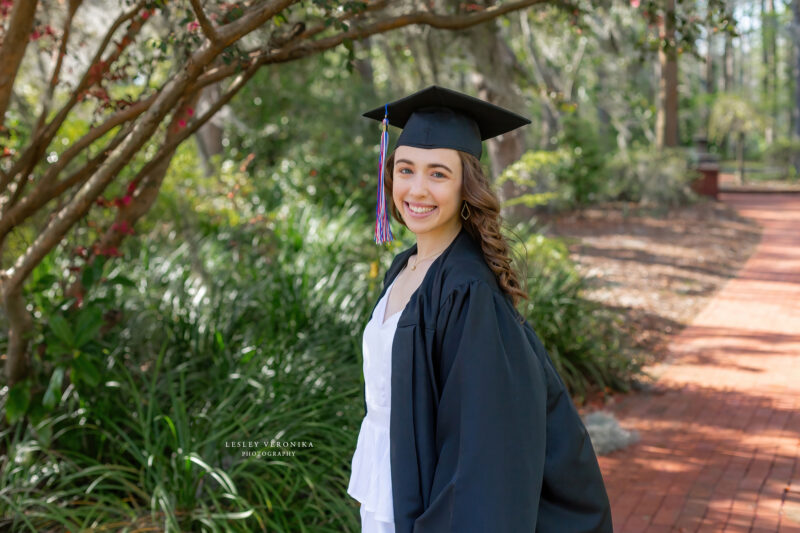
[597,193,800,533]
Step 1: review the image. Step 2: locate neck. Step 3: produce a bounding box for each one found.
[415,221,462,260]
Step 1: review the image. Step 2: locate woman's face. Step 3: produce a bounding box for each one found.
[392,145,463,241]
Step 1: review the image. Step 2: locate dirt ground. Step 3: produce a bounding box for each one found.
[531,196,763,405]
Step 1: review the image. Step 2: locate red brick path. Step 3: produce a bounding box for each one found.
[597,193,800,533]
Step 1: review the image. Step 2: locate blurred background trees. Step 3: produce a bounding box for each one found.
[1,0,798,530]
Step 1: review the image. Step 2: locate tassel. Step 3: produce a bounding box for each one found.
[375,103,394,244]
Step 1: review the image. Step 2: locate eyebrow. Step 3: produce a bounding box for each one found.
[395,158,453,174]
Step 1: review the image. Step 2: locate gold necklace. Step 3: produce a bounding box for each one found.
[410,244,448,270]
[409,226,462,271]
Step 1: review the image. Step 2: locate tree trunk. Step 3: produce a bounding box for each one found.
[738,130,746,184]
[724,29,734,91]
[794,0,800,140]
[466,21,529,224]
[520,12,560,150]
[792,0,800,175]
[761,0,774,143]
[194,83,225,177]
[656,0,679,148]
[353,36,376,90]
[704,8,715,102]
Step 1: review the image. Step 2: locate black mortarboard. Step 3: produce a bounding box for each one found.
[361,85,531,244]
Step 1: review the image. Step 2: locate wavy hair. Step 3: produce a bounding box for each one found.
[383,148,529,314]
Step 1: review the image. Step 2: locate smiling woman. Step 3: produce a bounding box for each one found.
[347,86,613,533]
[391,146,463,261]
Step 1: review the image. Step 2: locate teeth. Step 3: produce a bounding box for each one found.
[408,203,435,213]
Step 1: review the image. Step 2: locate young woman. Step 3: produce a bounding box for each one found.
[347,86,613,533]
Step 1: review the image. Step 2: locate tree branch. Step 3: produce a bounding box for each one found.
[0,105,145,246]
[274,0,554,63]
[192,0,553,90]
[215,0,302,47]
[0,0,148,197]
[1,0,298,292]
[189,0,222,45]
[0,0,40,130]
[40,1,84,127]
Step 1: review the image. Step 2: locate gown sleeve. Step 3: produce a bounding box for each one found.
[412,279,548,532]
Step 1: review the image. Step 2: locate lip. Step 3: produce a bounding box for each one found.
[405,201,438,218]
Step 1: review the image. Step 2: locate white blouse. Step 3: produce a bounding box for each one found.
[348,277,402,532]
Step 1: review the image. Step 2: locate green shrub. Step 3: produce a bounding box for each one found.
[1,202,385,532]
[497,148,570,212]
[763,138,800,181]
[603,146,699,208]
[509,227,646,403]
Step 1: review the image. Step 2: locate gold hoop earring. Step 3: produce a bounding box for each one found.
[460,201,471,220]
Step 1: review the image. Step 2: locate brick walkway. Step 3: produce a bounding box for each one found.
[597,193,800,533]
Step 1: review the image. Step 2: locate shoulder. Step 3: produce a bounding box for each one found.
[438,230,501,297]
[435,276,524,330]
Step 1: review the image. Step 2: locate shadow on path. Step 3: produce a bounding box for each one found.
[597,193,800,533]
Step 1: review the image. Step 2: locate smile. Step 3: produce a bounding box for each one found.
[405,201,438,217]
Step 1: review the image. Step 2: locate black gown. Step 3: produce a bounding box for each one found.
[361,225,614,532]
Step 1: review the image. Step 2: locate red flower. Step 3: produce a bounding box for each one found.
[186,107,194,116]
[98,246,122,257]
[178,119,187,128]
[111,220,135,235]
[122,194,132,205]
[127,182,137,194]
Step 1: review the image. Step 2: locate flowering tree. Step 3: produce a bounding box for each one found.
[0,0,556,387]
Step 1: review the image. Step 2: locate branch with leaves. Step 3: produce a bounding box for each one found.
[0,0,552,387]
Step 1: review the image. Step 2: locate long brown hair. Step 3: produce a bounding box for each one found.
[383,148,529,312]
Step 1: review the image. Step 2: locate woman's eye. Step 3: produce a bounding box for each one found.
[432,171,446,178]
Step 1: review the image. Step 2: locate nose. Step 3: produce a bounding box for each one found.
[407,171,429,196]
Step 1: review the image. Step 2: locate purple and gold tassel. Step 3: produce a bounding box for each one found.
[375,103,394,244]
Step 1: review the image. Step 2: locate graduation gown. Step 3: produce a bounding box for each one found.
[361,225,613,533]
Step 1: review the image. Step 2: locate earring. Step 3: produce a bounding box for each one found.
[461,201,471,220]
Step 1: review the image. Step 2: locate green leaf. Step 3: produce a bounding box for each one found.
[49,314,74,347]
[103,274,136,287]
[74,306,104,347]
[82,256,105,288]
[6,380,31,424]
[72,352,101,387]
[43,367,65,410]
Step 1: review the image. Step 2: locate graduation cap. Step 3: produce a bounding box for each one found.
[362,85,531,244]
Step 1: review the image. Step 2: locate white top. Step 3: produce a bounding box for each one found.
[348,277,402,528]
